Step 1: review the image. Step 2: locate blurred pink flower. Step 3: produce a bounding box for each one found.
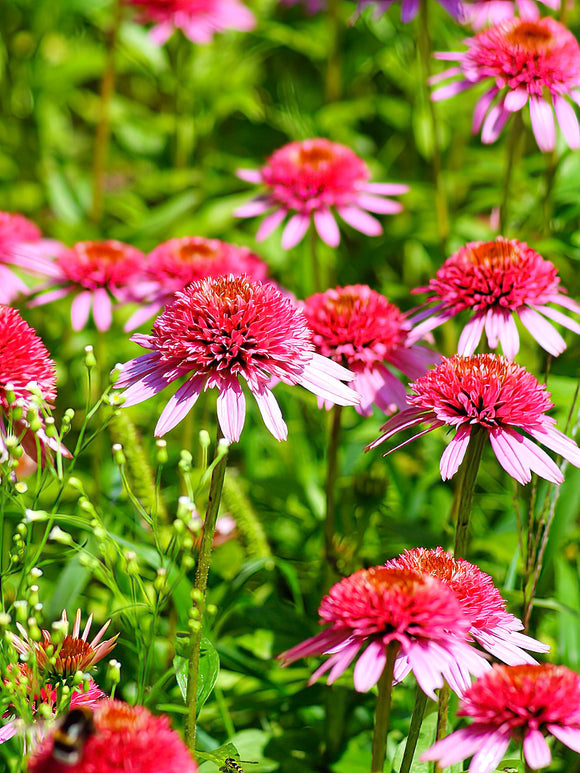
[368,354,580,485]
[0,212,63,305]
[28,700,197,773]
[124,236,268,331]
[235,138,408,249]
[278,566,489,697]
[116,275,359,442]
[302,284,439,416]
[464,0,560,30]
[280,0,326,12]
[431,17,580,151]
[385,548,549,664]
[126,0,255,45]
[422,664,580,772]
[30,240,147,332]
[408,237,580,359]
[356,0,464,22]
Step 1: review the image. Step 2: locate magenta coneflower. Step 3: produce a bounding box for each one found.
[408,237,580,358]
[30,240,147,332]
[116,275,359,442]
[356,0,464,22]
[235,138,409,249]
[126,0,255,45]
[279,566,489,697]
[422,664,580,772]
[0,306,68,464]
[303,284,438,416]
[124,236,268,331]
[27,700,197,773]
[431,17,580,151]
[386,548,549,665]
[0,212,63,305]
[464,0,560,30]
[368,354,580,485]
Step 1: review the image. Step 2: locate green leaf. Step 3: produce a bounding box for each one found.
[173,635,220,715]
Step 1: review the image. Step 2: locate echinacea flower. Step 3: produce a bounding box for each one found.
[116,275,359,442]
[408,237,580,359]
[124,236,268,331]
[356,0,464,23]
[0,212,63,305]
[27,699,197,773]
[279,566,489,697]
[368,354,580,485]
[421,664,580,772]
[464,0,560,31]
[302,284,439,416]
[0,305,68,465]
[431,17,580,151]
[235,138,409,249]
[126,0,255,45]
[10,609,118,678]
[29,240,147,332]
[386,548,549,664]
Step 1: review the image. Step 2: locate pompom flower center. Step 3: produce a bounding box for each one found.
[58,240,145,289]
[150,275,313,383]
[409,354,553,429]
[304,285,407,367]
[428,238,560,312]
[0,305,57,407]
[504,21,554,52]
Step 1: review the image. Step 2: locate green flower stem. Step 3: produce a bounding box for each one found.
[324,404,342,579]
[91,0,122,223]
[452,426,487,558]
[418,0,449,249]
[184,433,229,752]
[371,642,399,773]
[498,111,525,235]
[398,687,428,773]
[433,683,450,773]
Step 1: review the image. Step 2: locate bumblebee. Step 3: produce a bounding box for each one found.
[51,706,95,765]
[220,757,257,773]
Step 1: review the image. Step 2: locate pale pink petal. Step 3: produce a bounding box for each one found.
[431,80,473,101]
[252,385,288,441]
[388,345,440,380]
[523,728,552,770]
[534,304,580,334]
[440,424,472,480]
[469,733,511,773]
[549,293,580,314]
[306,352,356,382]
[517,306,566,356]
[154,376,205,437]
[488,429,531,484]
[373,366,409,413]
[481,102,509,144]
[405,641,444,699]
[27,286,70,307]
[406,311,453,344]
[530,96,556,152]
[428,66,462,85]
[473,87,499,133]
[504,87,528,111]
[355,194,403,215]
[236,169,263,183]
[548,724,580,753]
[360,182,410,195]
[325,639,363,684]
[216,378,246,443]
[124,302,161,332]
[281,213,310,250]
[0,721,18,744]
[511,431,564,484]
[528,425,580,468]
[149,22,174,45]
[496,309,520,359]
[484,307,502,349]
[115,351,159,388]
[337,206,382,236]
[313,208,340,247]
[92,287,113,331]
[233,198,271,218]
[256,209,287,242]
[553,95,580,149]
[352,640,386,692]
[278,629,348,665]
[458,312,486,355]
[421,727,490,766]
[120,371,173,408]
[71,290,93,331]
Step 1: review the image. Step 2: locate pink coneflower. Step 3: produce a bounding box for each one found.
[30,240,147,332]
[27,700,197,773]
[356,0,464,22]
[279,566,489,697]
[235,138,409,249]
[126,0,255,45]
[0,306,68,464]
[408,237,580,359]
[10,609,118,678]
[302,284,438,416]
[124,236,268,331]
[431,17,580,151]
[116,275,359,442]
[368,354,580,485]
[0,212,63,305]
[422,664,580,772]
[464,0,560,30]
[386,548,549,665]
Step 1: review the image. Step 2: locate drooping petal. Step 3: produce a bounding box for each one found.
[440,424,472,480]
[252,385,288,441]
[281,213,311,250]
[352,640,387,692]
[517,306,566,356]
[337,205,383,236]
[70,290,93,331]
[92,287,113,332]
[523,728,552,770]
[529,96,556,152]
[216,378,246,443]
[458,312,486,355]
[553,94,580,149]
[256,209,287,242]
[154,376,205,437]
[355,193,403,215]
[313,208,340,247]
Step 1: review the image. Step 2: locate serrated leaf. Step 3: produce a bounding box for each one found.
[173,634,220,715]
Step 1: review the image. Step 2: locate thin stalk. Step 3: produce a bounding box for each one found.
[418,0,449,249]
[433,683,450,773]
[184,432,229,752]
[542,150,559,236]
[310,223,323,294]
[173,38,196,169]
[324,405,342,579]
[325,0,341,103]
[452,427,487,558]
[91,0,122,223]
[371,642,399,773]
[399,687,428,773]
[498,112,525,235]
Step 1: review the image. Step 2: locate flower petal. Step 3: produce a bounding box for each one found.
[529,96,556,152]
[154,376,205,437]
